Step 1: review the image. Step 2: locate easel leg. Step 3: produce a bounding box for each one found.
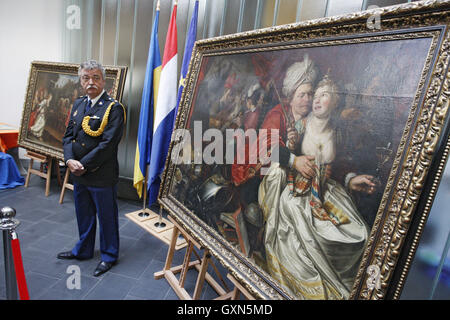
[231,287,240,300]
[179,242,194,288]
[59,169,70,204]
[24,159,34,188]
[45,157,52,196]
[154,217,230,300]
[193,250,210,300]
[208,257,230,293]
[23,151,56,196]
[55,158,62,186]
[163,226,180,272]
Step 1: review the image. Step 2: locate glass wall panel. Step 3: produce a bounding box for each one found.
[277,0,299,25]
[299,0,327,21]
[99,0,117,65]
[326,0,363,16]
[176,0,192,63]
[202,0,225,38]
[63,0,83,63]
[259,0,276,28]
[84,0,99,61]
[365,0,407,9]
[401,164,450,299]
[241,0,259,32]
[116,0,136,172]
[223,0,241,35]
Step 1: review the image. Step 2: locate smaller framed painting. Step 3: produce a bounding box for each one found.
[18,61,127,160]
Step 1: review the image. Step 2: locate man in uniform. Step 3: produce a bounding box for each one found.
[57,60,126,277]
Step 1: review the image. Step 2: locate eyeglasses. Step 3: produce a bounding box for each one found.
[81,75,102,82]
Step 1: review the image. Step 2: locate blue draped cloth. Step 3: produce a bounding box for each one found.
[0,152,24,190]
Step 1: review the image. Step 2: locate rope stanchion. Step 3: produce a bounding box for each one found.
[10,231,29,300]
[1,206,29,300]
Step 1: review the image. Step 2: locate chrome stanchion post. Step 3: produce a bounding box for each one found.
[0,206,20,300]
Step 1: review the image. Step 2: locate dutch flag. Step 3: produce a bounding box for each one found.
[147,0,178,204]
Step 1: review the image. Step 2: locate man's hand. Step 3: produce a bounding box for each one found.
[67,159,86,176]
[349,174,377,194]
[287,127,300,151]
[293,155,315,179]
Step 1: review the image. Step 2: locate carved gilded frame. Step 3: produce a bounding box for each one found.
[159,1,450,299]
[18,61,127,160]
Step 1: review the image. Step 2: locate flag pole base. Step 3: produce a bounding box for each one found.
[154,221,167,228]
[126,208,157,222]
[138,211,150,217]
[125,209,187,250]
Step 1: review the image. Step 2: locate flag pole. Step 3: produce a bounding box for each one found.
[154,205,166,228]
[138,165,150,217]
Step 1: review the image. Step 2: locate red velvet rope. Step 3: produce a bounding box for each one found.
[11,237,29,300]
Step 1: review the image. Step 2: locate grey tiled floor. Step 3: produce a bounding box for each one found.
[0,174,232,300]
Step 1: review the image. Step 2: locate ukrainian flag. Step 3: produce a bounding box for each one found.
[133,2,161,198]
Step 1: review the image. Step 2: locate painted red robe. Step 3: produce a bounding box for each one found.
[231,104,294,186]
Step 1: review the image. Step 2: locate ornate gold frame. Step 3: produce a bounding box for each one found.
[18,61,127,160]
[159,0,450,300]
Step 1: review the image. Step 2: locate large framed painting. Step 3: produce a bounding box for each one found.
[18,61,127,160]
[159,1,450,300]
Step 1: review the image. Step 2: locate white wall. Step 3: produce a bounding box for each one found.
[0,0,64,129]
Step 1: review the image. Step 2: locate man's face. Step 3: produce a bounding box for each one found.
[80,68,105,99]
[290,83,313,117]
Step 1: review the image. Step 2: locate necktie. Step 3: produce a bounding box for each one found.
[85,100,92,114]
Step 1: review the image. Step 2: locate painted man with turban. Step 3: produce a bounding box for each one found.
[228,55,319,260]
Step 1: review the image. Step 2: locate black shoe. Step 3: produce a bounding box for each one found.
[57,251,77,260]
[93,260,117,277]
[57,251,91,260]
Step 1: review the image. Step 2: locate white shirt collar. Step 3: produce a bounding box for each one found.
[88,89,105,107]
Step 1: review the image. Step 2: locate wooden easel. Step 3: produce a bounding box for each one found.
[24,150,61,196]
[59,169,73,204]
[154,215,231,300]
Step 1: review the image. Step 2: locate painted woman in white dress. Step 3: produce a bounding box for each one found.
[30,92,52,139]
[259,75,370,300]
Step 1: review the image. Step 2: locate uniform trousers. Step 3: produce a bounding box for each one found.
[71,182,119,263]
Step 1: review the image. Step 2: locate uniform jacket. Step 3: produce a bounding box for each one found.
[62,92,126,187]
